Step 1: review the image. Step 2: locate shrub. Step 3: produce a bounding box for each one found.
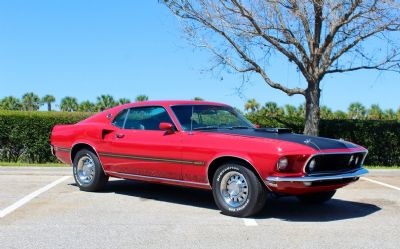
[0,111,90,163]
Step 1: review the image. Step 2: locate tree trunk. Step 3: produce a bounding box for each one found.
[303,82,321,136]
[47,103,51,111]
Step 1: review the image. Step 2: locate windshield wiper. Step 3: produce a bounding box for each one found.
[193,126,219,130]
[226,126,252,129]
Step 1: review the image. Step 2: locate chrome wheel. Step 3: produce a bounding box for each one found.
[76,155,95,184]
[219,171,249,208]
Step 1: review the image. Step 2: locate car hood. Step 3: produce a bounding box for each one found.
[203,128,358,151]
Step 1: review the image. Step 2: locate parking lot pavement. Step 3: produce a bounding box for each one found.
[0,167,399,249]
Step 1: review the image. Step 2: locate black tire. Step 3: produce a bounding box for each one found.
[212,162,267,217]
[296,190,336,204]
[73,149,109,192]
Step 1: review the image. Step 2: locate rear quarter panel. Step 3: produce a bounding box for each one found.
[51,122,106,164]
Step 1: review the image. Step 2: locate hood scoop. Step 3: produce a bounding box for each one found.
[255,128,292,134]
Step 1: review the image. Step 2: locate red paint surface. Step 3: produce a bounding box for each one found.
[51,100,367,194]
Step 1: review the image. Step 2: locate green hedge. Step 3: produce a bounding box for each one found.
[0,111,90,163]
[0,111,399,166]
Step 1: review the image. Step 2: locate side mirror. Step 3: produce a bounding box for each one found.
[159,122,175,134]
[254,124,260,128]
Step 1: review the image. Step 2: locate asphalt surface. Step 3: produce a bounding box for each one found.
[0,167,399,249]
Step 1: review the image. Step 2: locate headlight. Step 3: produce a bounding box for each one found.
[308,159,316,172]
[277,157,289,171]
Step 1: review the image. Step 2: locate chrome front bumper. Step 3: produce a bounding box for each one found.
[266,168,368,186]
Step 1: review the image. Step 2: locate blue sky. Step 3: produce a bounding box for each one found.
[0,0,399,111]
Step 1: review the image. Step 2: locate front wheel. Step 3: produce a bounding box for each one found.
[296,190,336,204]
[212,162,267,217]
[73,149,109,192]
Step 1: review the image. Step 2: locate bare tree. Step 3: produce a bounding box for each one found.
[163,0,400,135]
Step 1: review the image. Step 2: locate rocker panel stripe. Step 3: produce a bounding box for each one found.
[54,146,206,166]
[98,152,206,166]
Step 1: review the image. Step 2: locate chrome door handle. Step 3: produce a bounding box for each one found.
[115,133,125,139]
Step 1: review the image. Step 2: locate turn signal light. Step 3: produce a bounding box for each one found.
[275,155,310,173]
[277,157,289,171]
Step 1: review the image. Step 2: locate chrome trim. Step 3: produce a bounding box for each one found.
[302,150,369,174]
[266,168,368,183]
[168,104,255,132]
[106,171,209,187]
[169,104,225,132]
[50,145,55,156]
[110,105,179,131]
[54,146,71,152]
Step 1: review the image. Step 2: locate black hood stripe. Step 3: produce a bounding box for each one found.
[203,129,357,150]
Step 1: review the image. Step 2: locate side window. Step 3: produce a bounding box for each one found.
[124,106,173,130]
[111,109,128,128]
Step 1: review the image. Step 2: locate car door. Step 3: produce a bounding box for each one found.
[100,106,183,180]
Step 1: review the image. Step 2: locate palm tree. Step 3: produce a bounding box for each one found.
[334,110,347,119]
[367,104,384,120]
[78,101,96,112]
[118,98,131,105]
[244,99,260,112]
[135,95,149,102]
[42,95,56,111]
[60,97,78,112]
[384,109,396,120]
[0,96,21,110]
[284,104,297,117]
[22,92,41,111]
[262,102,284,117]
[193,97,204,101]
[348,102,366,119]
[320,106,334,119]
[96,95,117,111]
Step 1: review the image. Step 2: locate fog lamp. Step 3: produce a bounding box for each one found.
[277,157,289,171]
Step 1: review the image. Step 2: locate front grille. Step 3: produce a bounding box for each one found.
[305,152,366,175]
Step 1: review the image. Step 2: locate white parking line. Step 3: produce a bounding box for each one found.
[242,218,258,226]
[0,176,71,218]
[361,177,400,191]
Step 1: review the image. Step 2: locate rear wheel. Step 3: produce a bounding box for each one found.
[212,162,267,217]
[73,149,108,192]
[296,190,336,204]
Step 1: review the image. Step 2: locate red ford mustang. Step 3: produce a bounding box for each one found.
[51,100,368,217]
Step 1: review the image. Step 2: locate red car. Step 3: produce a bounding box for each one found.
[51,100,368,217]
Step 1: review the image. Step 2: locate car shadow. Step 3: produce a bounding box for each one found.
[75,179,381,221]
[101,179,218,210]
[255,196,381,222]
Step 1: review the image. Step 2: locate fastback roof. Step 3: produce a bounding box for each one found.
[123,100,229,107]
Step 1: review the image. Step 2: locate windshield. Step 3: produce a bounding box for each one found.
[171,105,254,131]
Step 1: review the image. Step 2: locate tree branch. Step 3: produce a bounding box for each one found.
[229,0,312,82]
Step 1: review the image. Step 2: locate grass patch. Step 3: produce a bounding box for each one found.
[0,161,68,167]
